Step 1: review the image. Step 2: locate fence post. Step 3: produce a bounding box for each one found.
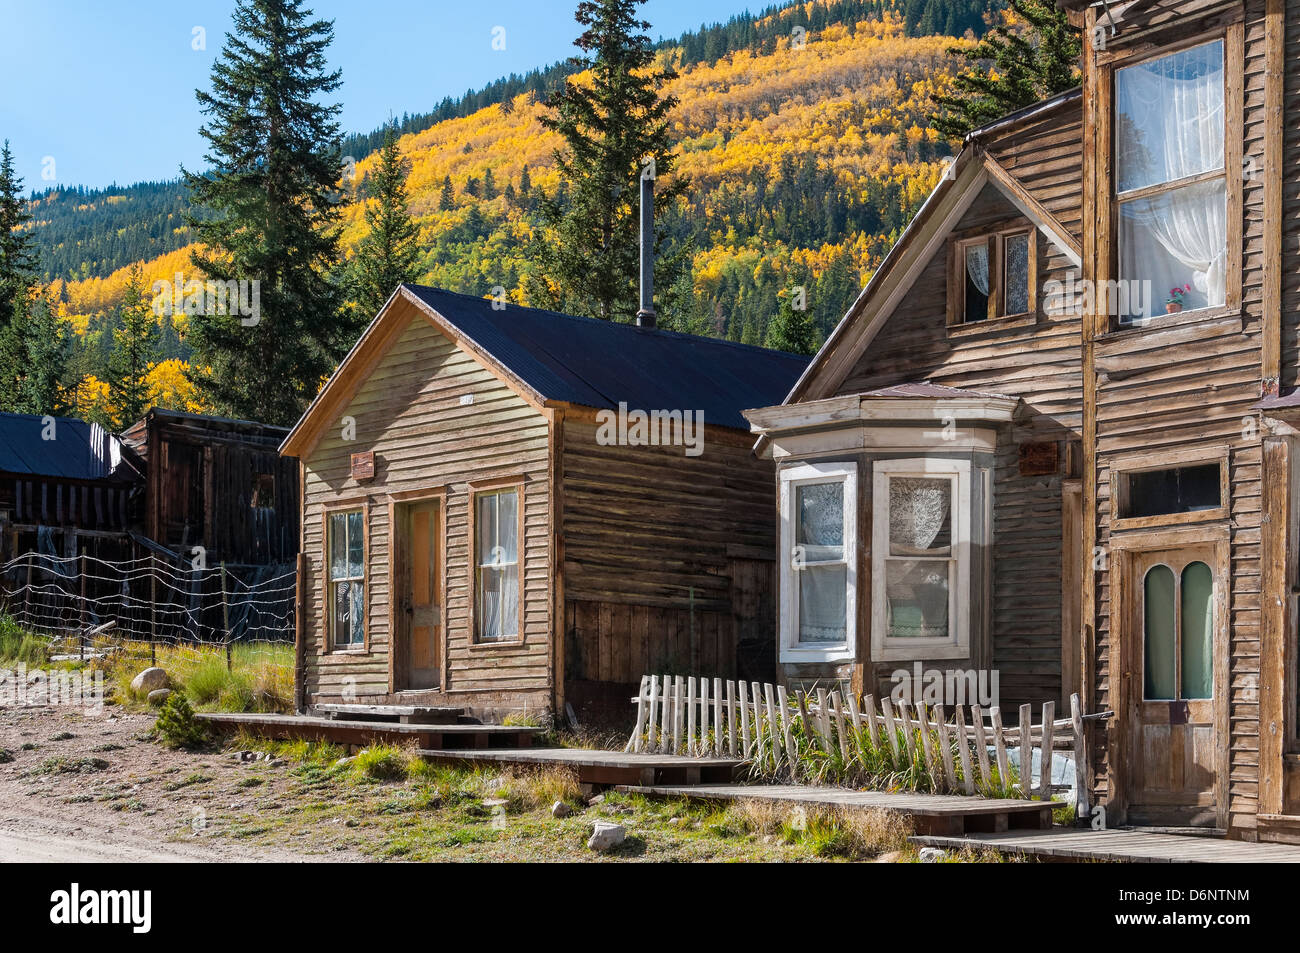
[23,551,32,626]
[1071,693,1089,822]
[79,547,87,661]
[149,555,157,667]
[221,561,231,673]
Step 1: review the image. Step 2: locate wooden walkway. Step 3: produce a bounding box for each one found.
[912,828,1300,862]
[417,747,742,788]
[616,783,1053,836]
[197,712,542,750]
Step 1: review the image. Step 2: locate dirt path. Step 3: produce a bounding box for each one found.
[0,703,363,863]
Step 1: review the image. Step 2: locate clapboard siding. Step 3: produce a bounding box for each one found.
[301,315,552,705]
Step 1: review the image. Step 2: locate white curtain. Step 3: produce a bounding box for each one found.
[886,477,953,639]
[799,565,848,642]
[888,478,951,555]
[1117,41,1226,314]
[965,243,989,296]
[477,491,520,640]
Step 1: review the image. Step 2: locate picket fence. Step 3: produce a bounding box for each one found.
[625,674,1107,813]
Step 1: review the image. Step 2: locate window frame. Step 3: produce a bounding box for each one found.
[947,222,1038,327]
[1109,446,1229,532]
[1099,26,1243,335]
[778,461,858,664]
[871,458,972,662]
[322,500,369,654]
[467,479,526,647]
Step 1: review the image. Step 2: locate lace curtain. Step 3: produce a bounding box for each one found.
[965,243,989,297]
[477,491,519,640]
[886,477,952,639]
[1117,41,1226,314]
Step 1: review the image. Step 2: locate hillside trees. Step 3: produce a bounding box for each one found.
[183,0,349,425]
[0,141,38,410]
[930,0,1080,139]
[532,0,689,322]
[106,264,161,428]
[349,127,422,316]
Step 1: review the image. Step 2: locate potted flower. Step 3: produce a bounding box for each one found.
[1167,283,1191,313]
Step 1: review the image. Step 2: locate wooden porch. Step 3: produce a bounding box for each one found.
[912,828,1300,863]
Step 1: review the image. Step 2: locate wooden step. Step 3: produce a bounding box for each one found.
[415,747,743,787]
[309,703,466,725]
[196,712,539,750]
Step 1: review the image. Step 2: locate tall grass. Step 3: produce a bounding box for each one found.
[0,614,50,666]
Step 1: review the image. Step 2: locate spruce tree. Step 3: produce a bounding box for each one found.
[0,141,38,411]
[183,0,349,425]
[107,264,161,428]
[439,175,456,211]
[349,127,421,316]
[764,294,820,356]
[19,288,70,416]
[531,0,688,321]
[930,0,1081,141]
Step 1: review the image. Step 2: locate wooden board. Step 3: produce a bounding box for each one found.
[911,828,1300,863]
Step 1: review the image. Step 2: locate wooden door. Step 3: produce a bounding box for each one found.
[399,501,441,691]
[1126,544,1223,826]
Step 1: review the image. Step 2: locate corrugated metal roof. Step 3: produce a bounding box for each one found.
[404,285,811,430]
[0,412,139,482]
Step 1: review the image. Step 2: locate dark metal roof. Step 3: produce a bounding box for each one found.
[404,285,811,430]
[0,412,141,483]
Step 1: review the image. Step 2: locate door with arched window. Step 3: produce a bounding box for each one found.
[1127,545,1223,826]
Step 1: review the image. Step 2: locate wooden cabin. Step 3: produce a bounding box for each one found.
[280,284,808,722]
[750,0,1300,842]
[0,412,145,563]
[121,408,299,567]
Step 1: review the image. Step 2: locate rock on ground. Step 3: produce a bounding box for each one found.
[587,821,625,852]
[146,688,171,706]
[130,668,169,695]
[551,801,572,818]
[918,847,948,863]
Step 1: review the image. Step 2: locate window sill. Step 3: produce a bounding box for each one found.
[946,312,1038,338]
[324,648,370,659]
[1111,508,1229,533]
[1098,306,1243,344]
[468,639,526,651]
[780,644,855,665]
[872,641,970,663]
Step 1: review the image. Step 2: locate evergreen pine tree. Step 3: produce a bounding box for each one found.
[349,127,421,316]
[482,167,497,201]
[439,175,456,211]
[764,294,820,356]
[930,0,1082,141]
[19,288,71,416]
[106,264,161,428]
[0,141,38,411]
[183,0,349,425]
[530,0,689,321]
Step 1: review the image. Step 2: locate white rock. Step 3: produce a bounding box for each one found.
[130,668,169,695]
[587,821,626,851]
[551,800,572,818]
[146,688,171,706]
[918,847,948,863]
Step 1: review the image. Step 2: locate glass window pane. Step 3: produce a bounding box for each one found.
[1004,234,1030,315]
[497,490,519,563]
[888,477,951,556]
[347,511,364,578]
[1124,463,1220,518]
[798,563,847,642]
[1119,178,1227,320]
[1143,564,1177,700]
[1181,562,1213,700]
[349,580,365,646]
[329,513,347,580]
[885,558,950,639]
[501,564,519,638]
[1116,40,1224,193]
[477,493,497,567]
[964,243,989,322]
[333,581,352,644]
[796,482,843,557]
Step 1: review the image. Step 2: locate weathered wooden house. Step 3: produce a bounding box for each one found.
[121,408,299,566]
[0,411,145,562]
[280,284,808,721]
[747,0,1300,841]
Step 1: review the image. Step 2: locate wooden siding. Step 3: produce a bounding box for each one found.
[559,417,778,700]
[300,313,552,708]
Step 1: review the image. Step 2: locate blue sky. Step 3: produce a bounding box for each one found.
[0,0,753,191]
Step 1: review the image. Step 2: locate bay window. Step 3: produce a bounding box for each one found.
[778,462,857,662]
[871,459,971,660]
[1116,40,1226,323]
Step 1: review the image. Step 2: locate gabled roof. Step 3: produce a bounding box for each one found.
[775,120,1083,413]
[0,412,142,483]
[281,285,810,458]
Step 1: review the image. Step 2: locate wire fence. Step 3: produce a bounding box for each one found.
[0,550,296,668]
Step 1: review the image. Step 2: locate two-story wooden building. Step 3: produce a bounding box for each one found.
[747,0,1300,842]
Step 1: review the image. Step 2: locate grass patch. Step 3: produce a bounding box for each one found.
[0,614,50,666]
[30,756,109,775]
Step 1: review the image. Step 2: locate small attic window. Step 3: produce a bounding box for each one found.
[949,225,1037,326]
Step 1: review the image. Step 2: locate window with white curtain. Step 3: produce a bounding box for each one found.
[474,487,520,642]
[952,230,1033,324]
[871,459,972,660]
[779,462,857,662]
[327,509,366,649]
[1116,40,1226,323]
